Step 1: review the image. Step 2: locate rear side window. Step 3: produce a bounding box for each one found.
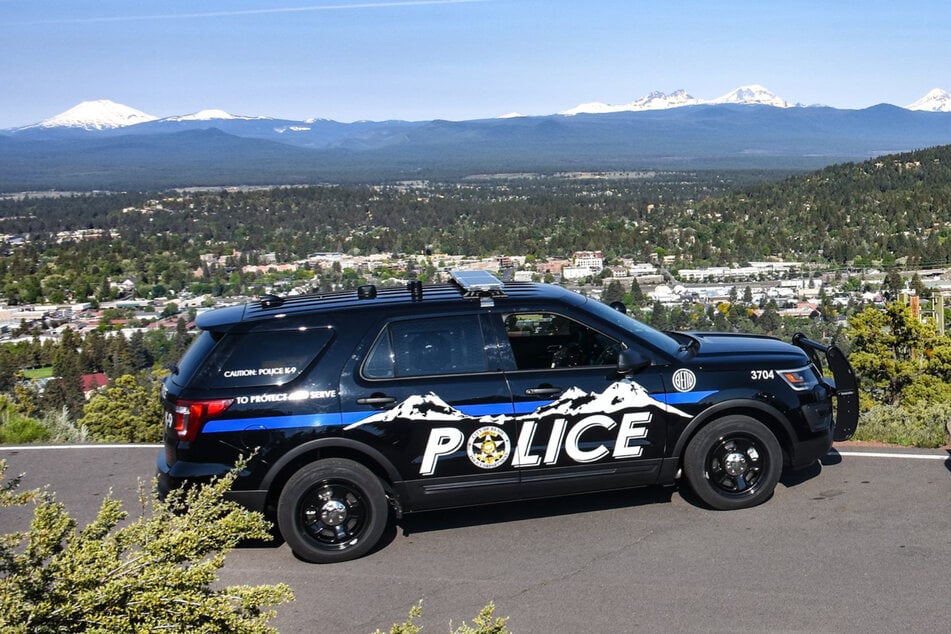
[190,327,334,389]
[170,330,218,387]
[363,315,488,379]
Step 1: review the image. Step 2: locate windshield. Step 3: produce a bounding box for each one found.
[582,299,682,356]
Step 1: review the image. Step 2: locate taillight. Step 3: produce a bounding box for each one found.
[171,398,234,442]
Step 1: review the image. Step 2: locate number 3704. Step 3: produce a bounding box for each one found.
[750,370,775,380]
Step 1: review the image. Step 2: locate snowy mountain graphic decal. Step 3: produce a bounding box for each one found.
[345,381,691,476]
[346,380,688,431]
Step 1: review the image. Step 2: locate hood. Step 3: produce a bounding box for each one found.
[687,331,809,365]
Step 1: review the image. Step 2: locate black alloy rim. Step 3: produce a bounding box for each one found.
[704,434,768,497]
[299,481,369,550]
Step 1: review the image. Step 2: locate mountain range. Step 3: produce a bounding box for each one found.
[2,85,951,191]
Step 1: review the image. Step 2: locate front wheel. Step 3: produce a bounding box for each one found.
[277,458,388,563]
[683,416,783,510]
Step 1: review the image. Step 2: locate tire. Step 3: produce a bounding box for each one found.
[277,458,388,563]
[683,415,783,510]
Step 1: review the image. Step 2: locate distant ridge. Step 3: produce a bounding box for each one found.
[10,86,951,132]
[3,91,951,191]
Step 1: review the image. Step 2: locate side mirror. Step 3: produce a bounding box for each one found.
[617,349,651,375]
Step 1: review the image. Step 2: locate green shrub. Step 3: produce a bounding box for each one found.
[376,601,510,634]
[899,374,951,407]
[854,402,951,448]
[0,458,294,632]
[0,395,50,444]
[0,415,49,444]
[78,373,164,443]
[39,406,89,444]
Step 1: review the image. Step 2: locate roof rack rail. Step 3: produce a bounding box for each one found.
[449,270,506,307]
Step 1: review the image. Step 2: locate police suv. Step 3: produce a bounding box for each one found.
[157,271,858,563]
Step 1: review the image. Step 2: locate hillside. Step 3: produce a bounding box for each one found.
[677,145,951,267]
[0,146,949,310]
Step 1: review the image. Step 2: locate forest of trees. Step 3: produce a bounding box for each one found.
[1,145,950,446]
[1,146,950,310]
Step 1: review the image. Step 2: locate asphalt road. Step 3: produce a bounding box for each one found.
[1,444,949,633]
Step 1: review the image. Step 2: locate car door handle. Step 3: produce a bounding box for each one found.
[356,396,397,405]
[525,387,562,396]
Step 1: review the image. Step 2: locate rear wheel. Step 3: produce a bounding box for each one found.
[683,415,782,510]
[277,458,388,563]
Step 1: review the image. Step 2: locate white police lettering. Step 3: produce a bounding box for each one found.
[565,414,615,463]
[613,412,651,458]
[223,366,298,378]
[234,389,337,405]
[346,381,691,477]
[543,418,567,464]
[426,411,654,475]
[420,428,464,476]
[249,393,288,404]
[223,369,257,377]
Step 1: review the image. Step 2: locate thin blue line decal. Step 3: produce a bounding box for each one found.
[202,413,343,433]
[457,403,517,416]
[664,390,717,404]
[513,401,553,414]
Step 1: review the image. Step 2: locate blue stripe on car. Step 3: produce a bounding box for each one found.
[201,390,719,434]
[666,390,717,404]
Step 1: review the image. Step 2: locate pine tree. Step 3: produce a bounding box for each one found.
[49,329,85,419]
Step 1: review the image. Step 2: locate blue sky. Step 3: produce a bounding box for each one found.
[2,0,949,128]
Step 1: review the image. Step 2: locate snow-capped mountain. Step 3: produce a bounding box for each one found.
[906,88,951,112]
[633,89,702,110]
[5,87,951,191]
[561,89,702,115]
[16,85,951,132]
[162,109,270,122]
[561,85,787,115]
[708,84,791,108]
[28,99,158,130]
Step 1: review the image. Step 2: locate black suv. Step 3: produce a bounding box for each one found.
[158,271,858,563]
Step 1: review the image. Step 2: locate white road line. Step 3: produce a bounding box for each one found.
[834,450,947,461]
[0,444,162,450]
[0,446,945,460]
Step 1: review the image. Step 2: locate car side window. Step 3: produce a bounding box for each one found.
[191,327,334,389]
[502,312,621,370]
[363,315,489,379]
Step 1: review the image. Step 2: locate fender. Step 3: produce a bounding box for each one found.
[670,398,796,460]
[259,436,403,493]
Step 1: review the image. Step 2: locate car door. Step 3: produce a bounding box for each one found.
[491,310,674,498]
[338,312,518,511]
